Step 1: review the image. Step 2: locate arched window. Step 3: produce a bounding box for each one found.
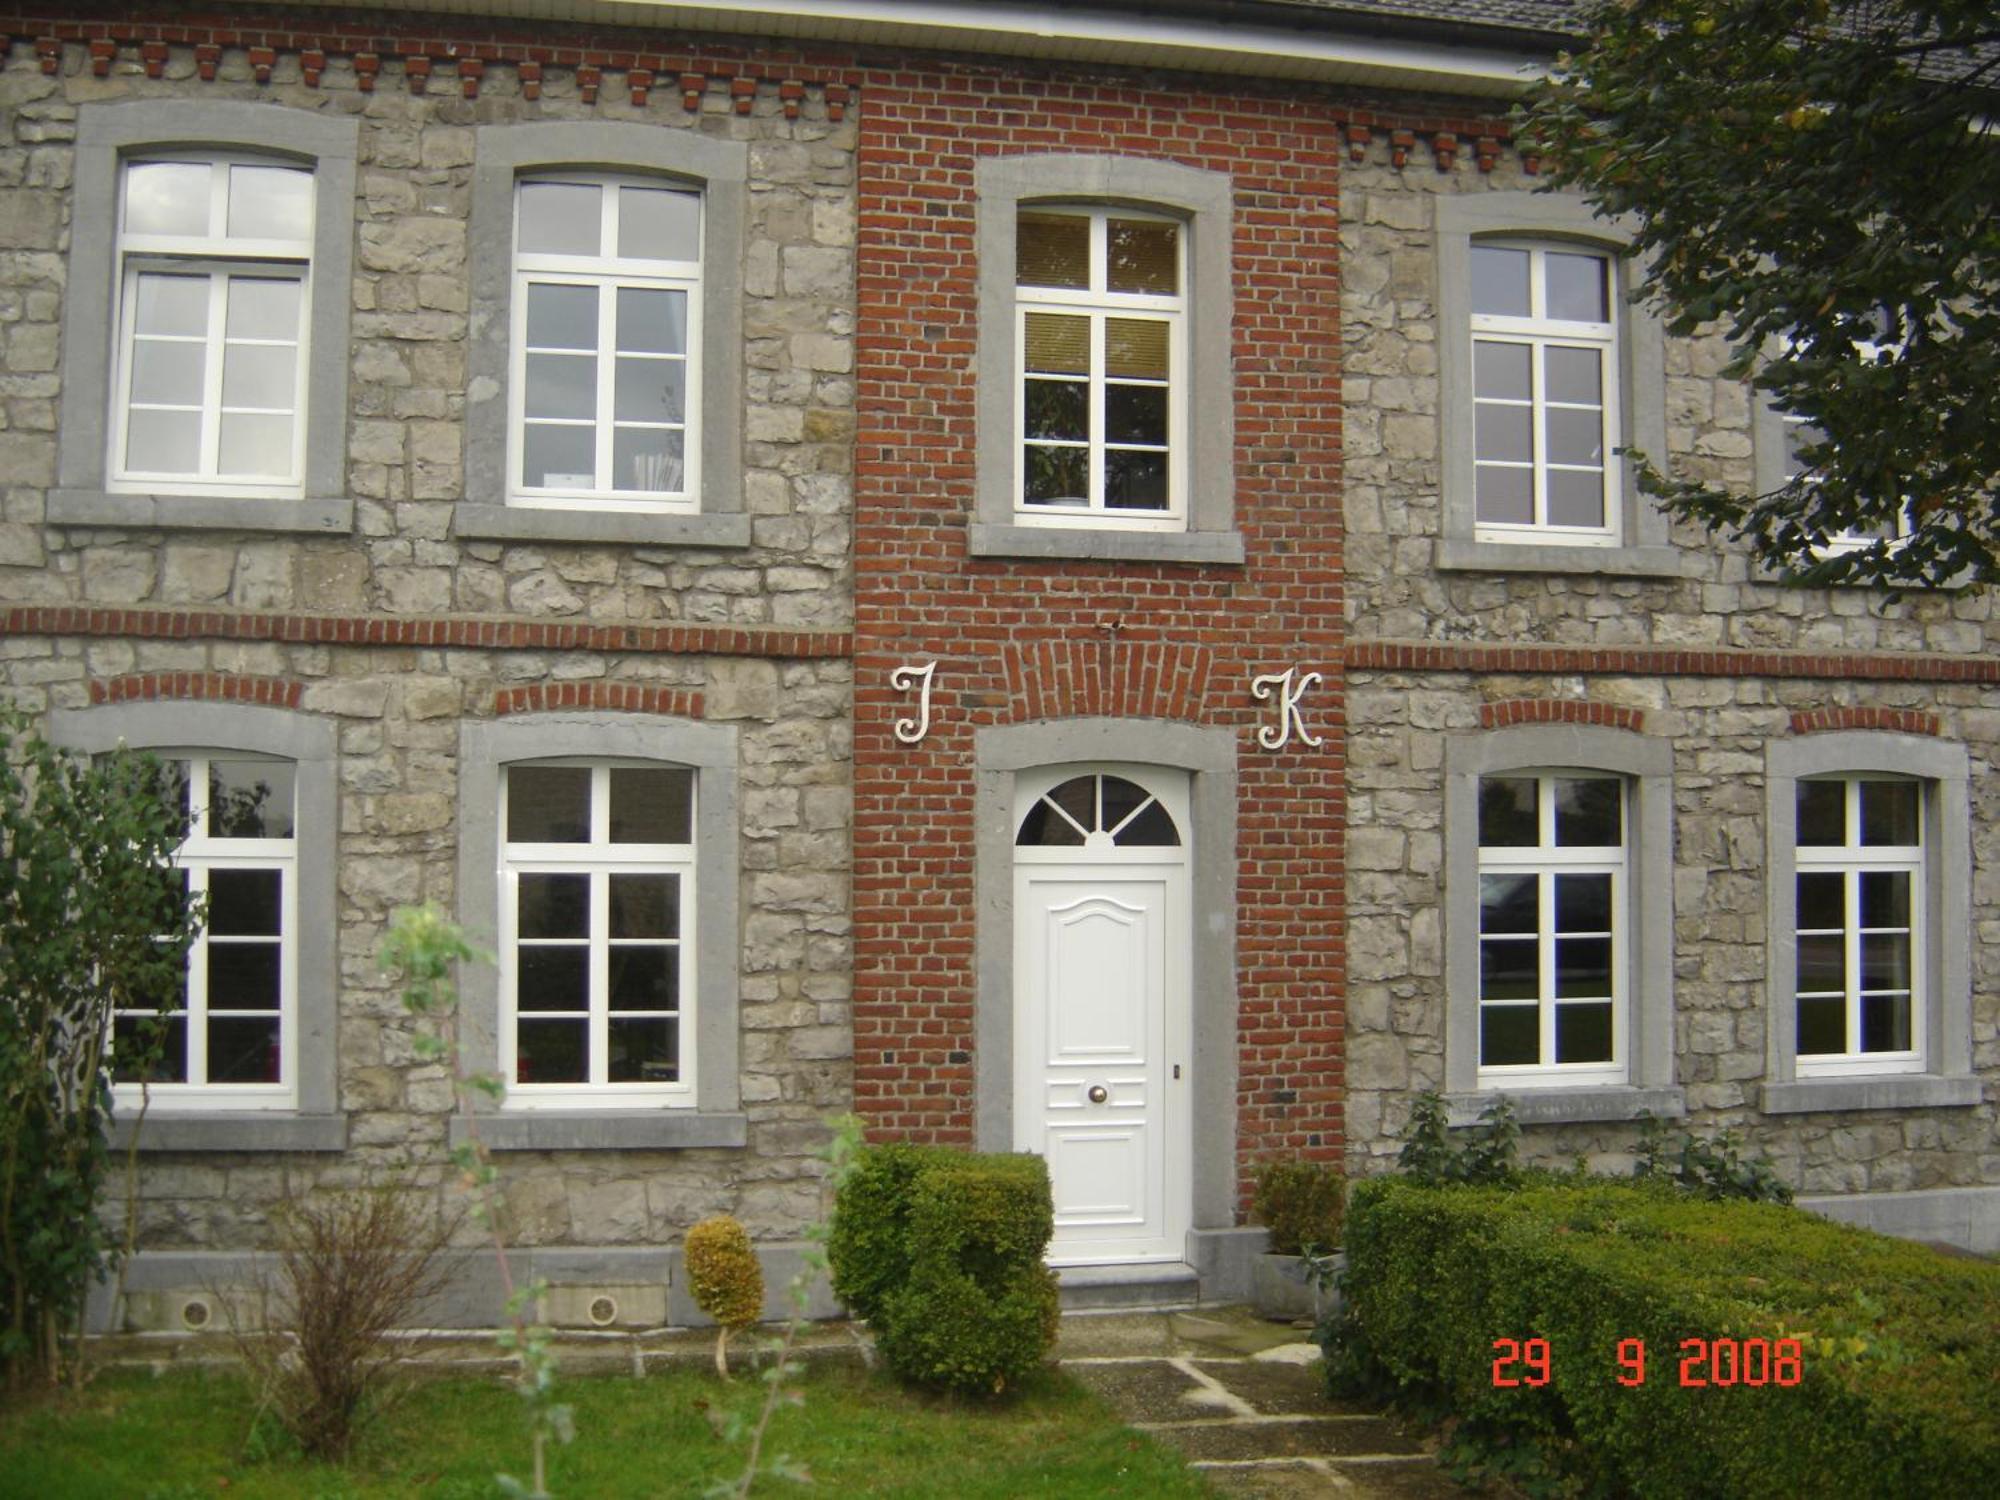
[1016,772,1180,849]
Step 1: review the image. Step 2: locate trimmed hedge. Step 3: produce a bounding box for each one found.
[828,1144,1059,1396]
[1323,1178,2000,1498]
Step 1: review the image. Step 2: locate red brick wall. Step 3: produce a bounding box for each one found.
[852,61,1348,1203]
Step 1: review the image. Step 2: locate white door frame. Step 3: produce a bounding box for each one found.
[1012,764,1192,1265]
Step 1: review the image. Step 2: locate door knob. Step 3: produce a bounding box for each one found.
[1087,1084,1109,1103]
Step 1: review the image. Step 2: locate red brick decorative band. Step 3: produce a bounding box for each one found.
[494,683,703,719]
[2,607,850,662]
[1480,698,1645,732]
[89,673,303,709]
[1347,639,2000,685]
[1789,707,1942,737]
[1000,638,1215,726]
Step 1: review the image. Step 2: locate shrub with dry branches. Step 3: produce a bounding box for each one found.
[228,1183,458,1462]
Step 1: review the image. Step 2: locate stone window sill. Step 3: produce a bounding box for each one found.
[1437,538,1684,579]
[1446,1085,1686,1128]
[1761,1076,1982,1115]
[968,523,1246,565]
[450,1110,748,1152]
[452,504,751,549]
[110,1112,348,1153]
[49,489,355,535]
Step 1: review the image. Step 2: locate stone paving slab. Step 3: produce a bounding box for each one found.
[1145,1416,1428,1463]
[1195,1356,1345,1416]
[1065,1359,1241,1423]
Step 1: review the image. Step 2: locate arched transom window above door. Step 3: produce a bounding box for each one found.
[1016,773,1181,849]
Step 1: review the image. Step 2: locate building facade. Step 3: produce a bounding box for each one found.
[0,0,1991,1334]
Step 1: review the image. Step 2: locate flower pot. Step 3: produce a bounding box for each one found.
[1250,1249,1343,1322]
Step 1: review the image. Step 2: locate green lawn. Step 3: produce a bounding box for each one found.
[0,1360,1213,1499]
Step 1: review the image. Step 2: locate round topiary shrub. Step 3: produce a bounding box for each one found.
[684,1214,763,1379]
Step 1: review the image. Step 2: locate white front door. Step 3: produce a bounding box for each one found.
[1013,770,1190,1265]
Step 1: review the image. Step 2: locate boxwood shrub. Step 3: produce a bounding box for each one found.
[828,1144,1060,1396]
[1323,1177,2000,1498]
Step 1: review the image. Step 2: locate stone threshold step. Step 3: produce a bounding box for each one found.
[1057,1262,1202,1311]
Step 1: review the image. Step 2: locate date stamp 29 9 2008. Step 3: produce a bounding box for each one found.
[1490,1336,1806,1389]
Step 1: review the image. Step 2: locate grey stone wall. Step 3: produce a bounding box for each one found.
[1342,134,2000,1203]
[0,38,856,1319]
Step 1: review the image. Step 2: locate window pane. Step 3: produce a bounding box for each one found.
[1480,1004,1538,1066]
[508,766,591,842]
[1024,444,1087,505]
[1545,407,1605,467]
[222,344,298,412]
[1105,449,1168,510]
[1553,779,1620,847]
[1475,403,1533,464]
[610,874,679,938]
[1543,346,1601,406]
[608,1018,677,1083]
[1479,874,1538,935]
[610,767,694,842]
[525,352,597,420]
[209,760,294,839]
[1860,993,1912,1053]
[227,165,311,241]
[1478,777,1537,847]
[1016,800,1084,846]
[1107,219,1178,295]
[1106,318,1169,380]
[1099,777,1153,835]
[1860,781,1920,846]
[1475,465,1533,526]
[1106,384,1168,446]
[1017,213,1089,289]
[126,409,202,475]
[523,425,596,490]
[1554,937,1612,997]
[1797,781,1846,846]
[1555,1001,1613,1063]
[1474,340,1531,401]
[130,340,206,406]
[518,948,588,1012]
[1546,468,1607,529]
[1479,938,1538,1000]
[612,428,686,493]
[609,948,676,1011]
[1471,246,1530,317]
[225,278,303,341]
[208,869,281,936]
[1545,252,1610,323]
[519,873,588,939]
[1797,871,1844,931]
[1860,933,1911,992]
[1555,873,1611,933]
[525,282,600,350]
[518,182,602,256]
[114,1014,187,1084]
[1024,313,1090,375]
[615,358,686,424]
[1859,870,1909,928]
[1797,996,1845,1055]
[618,186,699,261]
[1796,933,1845,994]
[1024,379,1087,442]
[616,287,688,355]
[134,273,210,337]
[208,943,281,1011]
[124,162,211,236]
[517,1018,586,1082]
[1111,801,1179,847]
[207,1016,281,1084]
[217,413,294,477]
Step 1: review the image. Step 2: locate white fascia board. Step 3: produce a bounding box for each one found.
[279,0,1548,97]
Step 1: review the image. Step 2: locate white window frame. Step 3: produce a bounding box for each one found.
[1473,772,1629,1089]
[506,172,702,515]
[108,155,314,500]
[1762,337,1916,557]
[1792,776,1926,1079]
[1013,206,1187,531]
[115,753,299,1110]
[499,760,697,1108]
[1469,240,1621,547]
